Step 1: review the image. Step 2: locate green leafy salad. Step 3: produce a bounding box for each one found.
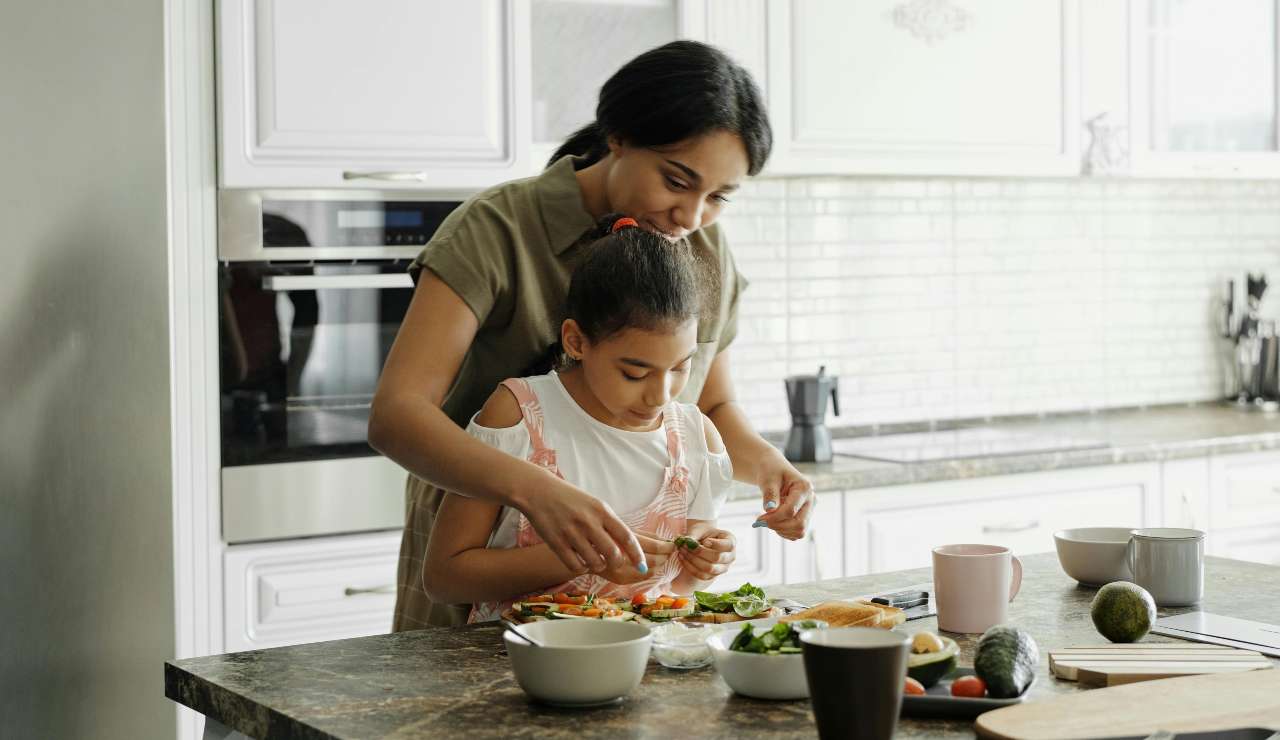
[729,620,821,655]
[694,582,770,618]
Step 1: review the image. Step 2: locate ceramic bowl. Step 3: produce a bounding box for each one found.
[1053,527,1134,587]
[504,619,651,707]
[706,621,828,700]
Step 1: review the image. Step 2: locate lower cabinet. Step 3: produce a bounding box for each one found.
[224,531,401,652]
[717,498,785,590]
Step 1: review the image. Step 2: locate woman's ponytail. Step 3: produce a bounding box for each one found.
[547,121,609,169]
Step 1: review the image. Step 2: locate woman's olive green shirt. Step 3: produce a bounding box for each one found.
[392,155,748,630]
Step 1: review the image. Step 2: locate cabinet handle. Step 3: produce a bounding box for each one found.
[982,520,1039,534]
[341,170,428,182]
[344,585,396,596]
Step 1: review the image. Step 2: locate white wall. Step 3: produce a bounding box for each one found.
[722,177,1280,433]
[0,1,176,738]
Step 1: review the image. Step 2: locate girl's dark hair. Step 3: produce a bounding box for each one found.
[523,215,712,376]
[548,40,771,176]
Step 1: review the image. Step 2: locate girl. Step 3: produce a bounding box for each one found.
[422,216,736,619]
[370,40,815,630]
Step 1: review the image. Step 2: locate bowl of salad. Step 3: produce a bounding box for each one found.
[706,619,826,700]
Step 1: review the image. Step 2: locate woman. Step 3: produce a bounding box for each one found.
[369,40,816,630]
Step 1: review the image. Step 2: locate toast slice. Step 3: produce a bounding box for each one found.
[779,600,905,629]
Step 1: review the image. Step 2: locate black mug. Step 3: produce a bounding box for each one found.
[800,627,911,740]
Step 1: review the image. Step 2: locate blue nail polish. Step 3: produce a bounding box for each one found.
[638,562,649,574]
[765,501,778,510]
[752,520,767,528]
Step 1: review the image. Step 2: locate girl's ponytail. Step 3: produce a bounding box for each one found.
[547,121,609,169]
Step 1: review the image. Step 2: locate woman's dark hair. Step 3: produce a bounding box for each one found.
[548,40,772,176]
[523,215,712,375]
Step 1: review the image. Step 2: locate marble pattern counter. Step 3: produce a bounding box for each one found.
[725,402,1280,501]
[166,553,1280,739]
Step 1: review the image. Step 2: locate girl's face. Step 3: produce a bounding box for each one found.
[604,130,750,241]
[563,318,700,431]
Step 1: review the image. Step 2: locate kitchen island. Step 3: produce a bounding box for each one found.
[166,553,1280,739]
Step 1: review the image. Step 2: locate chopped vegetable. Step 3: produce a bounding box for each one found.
[694,583,771,618]
[673,536,701,551]
[904,677,926,696]
[911,631,945,654]
[950,675,987,698]
[728,620,820,655]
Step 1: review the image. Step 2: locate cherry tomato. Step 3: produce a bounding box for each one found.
[671,597,689,609]
[631,593,648,607]
[950,675,987,698]
[903,677,926,696]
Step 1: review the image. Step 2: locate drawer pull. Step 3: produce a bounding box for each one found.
[982,520,1039,534]
[341,170,427,182]
[344,584,395,597]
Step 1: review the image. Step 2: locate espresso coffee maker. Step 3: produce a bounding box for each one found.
[784,366,840,462]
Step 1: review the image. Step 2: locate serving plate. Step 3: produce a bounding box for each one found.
[901,668,1034,719]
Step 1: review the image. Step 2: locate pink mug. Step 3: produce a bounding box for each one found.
[931,544,1023,634]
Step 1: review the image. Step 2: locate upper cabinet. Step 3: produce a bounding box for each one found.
[217,0,531,191]
[1129,0,1280,177]
[755,0,1081,177]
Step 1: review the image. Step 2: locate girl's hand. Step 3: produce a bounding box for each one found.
[679,527,736,581]
[520,474,647,576]
[600,532,674,584]
[751,453,815,541]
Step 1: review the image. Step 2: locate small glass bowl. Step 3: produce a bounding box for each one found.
[649,622,714,670]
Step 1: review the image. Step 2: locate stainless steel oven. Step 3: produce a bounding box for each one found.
[218,190,460,543]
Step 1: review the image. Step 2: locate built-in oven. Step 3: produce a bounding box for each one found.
[218,190,461,543]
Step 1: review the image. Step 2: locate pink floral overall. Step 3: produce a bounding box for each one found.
[469,377,691,623]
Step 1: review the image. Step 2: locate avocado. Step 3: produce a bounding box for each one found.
[974,625,1039,699]
[906,635,959,688]
[1090,582,1156,643]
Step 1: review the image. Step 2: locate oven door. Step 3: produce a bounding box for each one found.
[219,261,413,542]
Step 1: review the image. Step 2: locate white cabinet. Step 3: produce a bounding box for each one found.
[1205,451,1280,565]
[757,0,1081,176]
[842,463,1160,576]
[782,490,844,584]
[1128,0,1280,177]
[718,497,784,589]
[224,531,401,652]
[217,0,531,190]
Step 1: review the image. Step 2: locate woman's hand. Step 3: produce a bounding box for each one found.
[519,474,647,576]
[751,452,815,541]
[600,533,675,584]
[679,526,737,581]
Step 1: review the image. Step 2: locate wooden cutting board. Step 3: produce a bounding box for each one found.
[1049,642,1273,687]
[975,668,1280,739]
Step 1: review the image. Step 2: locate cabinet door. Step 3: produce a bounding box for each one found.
[224,531,401,652]
[1211,524,1280,565]
[764,0,1081,176]
[718,498,784,589]
[1208,451,1280,531]
[782,491,844,584]
[1129,0,1280,177]
[218,0,530,190]
[844,464,1158,576]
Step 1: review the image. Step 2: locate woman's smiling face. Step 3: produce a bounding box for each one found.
[603,129,750,241]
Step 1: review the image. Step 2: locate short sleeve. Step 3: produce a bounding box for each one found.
[464,413,532,464]
[684,408,734,521]
[409,198,516,326]
[709,225,749,351]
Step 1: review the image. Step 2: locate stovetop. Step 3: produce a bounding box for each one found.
[831,426,1108,463]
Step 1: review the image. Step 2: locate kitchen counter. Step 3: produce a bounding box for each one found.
[166,553,1280,739]
[726,402,1280,501]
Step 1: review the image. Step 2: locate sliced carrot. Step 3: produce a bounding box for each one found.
[527,594,554,603]
[671,597,689,609]
[554,592,573,604]
[583,608,602,617]
[655,596,675,608]
[560,606,584,616]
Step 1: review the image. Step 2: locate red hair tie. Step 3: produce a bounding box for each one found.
[610,217,639,233]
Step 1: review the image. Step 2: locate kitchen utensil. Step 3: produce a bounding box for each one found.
[855,581,939,620]
[1049,643,1271,687]
[501,619,546,648]
[974,669,1280,740]
[901,667,1034,719]
[1053,527,1134,586]
[932,544,1023,633]
[1127,528,1205,606]
[706,623,820,699]
[503,619,651,707]
[801,627,911,740]
[1153,612,1280,658]
[784,365,840,463]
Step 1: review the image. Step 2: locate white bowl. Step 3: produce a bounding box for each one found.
[706,621,827,700]
[504,619,651,707]
[1054,527,1134,587]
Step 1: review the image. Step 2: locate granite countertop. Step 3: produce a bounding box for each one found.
[166,553,1280,739]
[724,402,1280,502]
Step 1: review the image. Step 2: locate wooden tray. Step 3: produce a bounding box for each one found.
[1049,643,1272,687]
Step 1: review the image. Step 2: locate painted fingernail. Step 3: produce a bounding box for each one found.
[764,501,778,510]
[752,520,767,528]
[638,562,649,574]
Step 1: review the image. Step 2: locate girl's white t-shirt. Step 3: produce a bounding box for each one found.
[466,372,734,548]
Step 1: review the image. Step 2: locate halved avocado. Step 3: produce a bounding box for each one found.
[907,635,959,688]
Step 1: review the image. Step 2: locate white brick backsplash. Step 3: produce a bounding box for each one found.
[716,176,1280,434]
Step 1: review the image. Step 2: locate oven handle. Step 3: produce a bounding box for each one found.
[261,274,414,291]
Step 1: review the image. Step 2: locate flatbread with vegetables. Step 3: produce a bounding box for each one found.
[628,593,696,621]
[686,583,778,623]
[506,593,635,622]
